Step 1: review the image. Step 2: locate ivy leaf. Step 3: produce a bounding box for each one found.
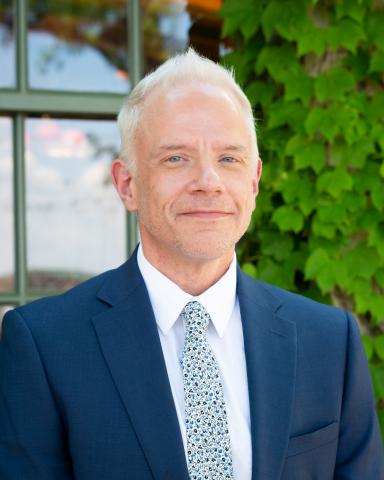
[335,0,366,23]
[366,93,384,123]
[368,224,384,260]
[312,216,337,239]
[341,191,366,213]
[297,26,327,56]
[271,205,304,232]
[258,257,294,290]
[368,124,384,152]
[241,5,264,40]
[375,336,384,361]
[362,336,374,361]
[260,230,294,261]
[221,47,254,87]
[314,69,355,102]
[241,262,258,278]
[371,296,384,323]
[219,0,261,37]
[371,363,384,399]
[284,71,313,104]
[305,248,336,293]
[276,169,318,215]
[369,51,384,74]
[342,246,379,280]
[354,165,380,194]
[317,204,347,224]
[328,18,365,53]
[375,269,384,290]
[293,142,326,174]
[357,208,381,230]
[365,11,384,49]
[372,183,384,211]
[268,100,306,129]
[261,0,309,41]
[316,168,354,198]
[256,44,300,80]
[331,140,372,168]
[284,250,308,288]
[380,162,384,179]
[245,81,275,108]
[305,107,339,141]
[344,50,370,81]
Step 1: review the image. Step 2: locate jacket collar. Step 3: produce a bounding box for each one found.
[237,267,297,480]
[93,251,297,480]
[93,248,190,479]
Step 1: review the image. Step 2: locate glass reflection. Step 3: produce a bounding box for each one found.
[0,306,14,333]
[27,0,130,93]
[0,0,15,88]
[142,0,223,74]
[0,117,14,292]
[26,117,126,291]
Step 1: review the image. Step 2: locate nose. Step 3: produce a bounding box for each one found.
[189,161,224,193]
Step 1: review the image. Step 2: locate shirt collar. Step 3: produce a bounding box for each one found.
[137,244,237,338]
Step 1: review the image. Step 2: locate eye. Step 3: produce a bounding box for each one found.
[220,156,237,163]
[166,155,183,163]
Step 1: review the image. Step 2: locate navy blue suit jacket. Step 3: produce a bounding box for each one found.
[0,251,383,479]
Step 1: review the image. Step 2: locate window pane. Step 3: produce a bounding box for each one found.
[0,305,14,333]
[142,0,223,74]
[27,0,130,93]
[26,117,126,291]
[0,0,15,88]
[0,117,14,292]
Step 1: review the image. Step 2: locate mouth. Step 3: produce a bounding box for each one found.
[179,210,232,219]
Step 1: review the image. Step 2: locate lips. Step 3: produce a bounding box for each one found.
[179,210,232,219]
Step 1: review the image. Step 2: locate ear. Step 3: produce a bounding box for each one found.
[252,157,263,196]
[111,159,138,211]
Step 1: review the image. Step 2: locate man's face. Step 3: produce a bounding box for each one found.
[116,83,261,264]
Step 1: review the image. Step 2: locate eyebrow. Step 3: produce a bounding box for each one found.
[217,144,248,153]
[153,144,190,154]
[151,143,249,156]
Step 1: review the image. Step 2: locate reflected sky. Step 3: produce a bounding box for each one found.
[0,23,130,93]
[0,117,14,289]
[27,0,130,93]
[142,0,191,73]
[25,118,126,284]
[28,30,130,93]
[0,18,15,88]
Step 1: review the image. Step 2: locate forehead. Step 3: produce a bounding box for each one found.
[137,82,249,142]
[144,81,243,114]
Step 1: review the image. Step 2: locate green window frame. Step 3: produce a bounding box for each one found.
[0,0,140,308]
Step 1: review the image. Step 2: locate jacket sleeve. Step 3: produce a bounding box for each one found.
[335,311,384,479]
[0,309,73,480]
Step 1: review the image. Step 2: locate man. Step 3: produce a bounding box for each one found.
[0,49,383,480]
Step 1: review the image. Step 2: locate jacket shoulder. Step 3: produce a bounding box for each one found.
[239,270,349,330]
[12,266,121,331]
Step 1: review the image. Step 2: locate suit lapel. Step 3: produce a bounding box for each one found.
[90,253,296,479]
[237,269,297,480]
[92,252,189,480]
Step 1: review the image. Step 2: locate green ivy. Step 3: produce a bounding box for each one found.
[219,0,384,435]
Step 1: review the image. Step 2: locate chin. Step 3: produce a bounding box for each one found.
[173,234,236,262]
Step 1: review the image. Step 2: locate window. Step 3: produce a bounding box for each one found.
[0,0,223,313]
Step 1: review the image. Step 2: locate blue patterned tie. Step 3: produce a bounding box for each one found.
[180,300,234,480]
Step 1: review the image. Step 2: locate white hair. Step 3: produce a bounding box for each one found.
[117,48,258,174]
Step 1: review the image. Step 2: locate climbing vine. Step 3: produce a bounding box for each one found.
[219,0,384,434]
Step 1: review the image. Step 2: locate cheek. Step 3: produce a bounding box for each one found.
[233,180,255,208]
[137,181,173,216]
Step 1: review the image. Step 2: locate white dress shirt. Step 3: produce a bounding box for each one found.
[137,244,252,479]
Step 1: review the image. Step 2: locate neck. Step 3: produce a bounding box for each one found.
[140,244,234,296]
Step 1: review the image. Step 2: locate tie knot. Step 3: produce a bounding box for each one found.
[182,300,210,337]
